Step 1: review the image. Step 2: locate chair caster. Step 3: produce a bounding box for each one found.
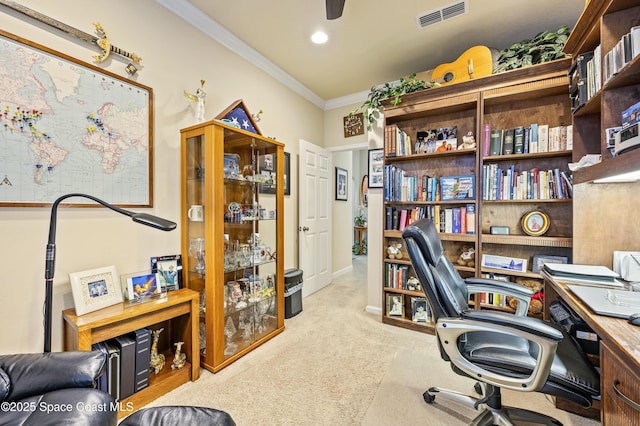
[423,390,435,403]
[474,382,483,395]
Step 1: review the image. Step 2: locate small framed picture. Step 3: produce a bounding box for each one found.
[411,297,429,322]
[387,294,404,317]
[69,265,123,315]
[481,254,528,273]
[532,255,569,273]
[151,254,183,291]
[521,211,550,236]
[335,167,348,201]
[121,271,164,304]
[368,148,384,188]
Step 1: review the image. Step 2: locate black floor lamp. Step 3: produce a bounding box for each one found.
[44,193,177,352]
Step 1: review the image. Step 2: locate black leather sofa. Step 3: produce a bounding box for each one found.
[0,351,117,426]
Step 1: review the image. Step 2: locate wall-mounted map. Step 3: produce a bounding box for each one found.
[0,30,152,206]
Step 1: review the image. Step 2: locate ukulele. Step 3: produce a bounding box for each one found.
[431,46,495,85]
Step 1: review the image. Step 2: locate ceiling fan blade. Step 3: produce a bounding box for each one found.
[326,0,345,20]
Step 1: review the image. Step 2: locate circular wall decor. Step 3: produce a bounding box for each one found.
[521,211,550,236]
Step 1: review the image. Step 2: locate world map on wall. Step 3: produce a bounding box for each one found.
[0,32,151,206]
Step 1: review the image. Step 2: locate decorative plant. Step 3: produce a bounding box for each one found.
[352,240,367,255]
[350,75,440,129]
[493,25,571,73]
[354,214,367,227]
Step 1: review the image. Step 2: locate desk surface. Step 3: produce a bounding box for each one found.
[542,271,640,368]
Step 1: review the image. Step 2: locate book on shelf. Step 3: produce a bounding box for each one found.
[529,123,539,153]
[113,334,136,400]
[482,123,491,157]
[537,124,549,152]
[465,204,476,234]
[513,126,525,154]
[489,129,503,156]
[502,128,514,155]
[134,328,151,393]
[384,125,411,157]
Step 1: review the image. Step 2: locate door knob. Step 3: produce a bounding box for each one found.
[299,226,309,231]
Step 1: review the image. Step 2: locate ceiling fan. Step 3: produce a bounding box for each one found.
[326,0,345,20]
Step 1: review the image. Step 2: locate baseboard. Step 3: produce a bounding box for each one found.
[366,305,382,315]
[332,264,353,279]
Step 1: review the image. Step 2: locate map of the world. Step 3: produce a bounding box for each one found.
[0,32,151,206]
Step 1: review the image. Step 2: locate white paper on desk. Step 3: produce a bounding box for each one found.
[568,285,640,318]
[544,263,620,279]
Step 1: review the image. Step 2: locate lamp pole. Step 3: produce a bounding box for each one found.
[44,193,176,352]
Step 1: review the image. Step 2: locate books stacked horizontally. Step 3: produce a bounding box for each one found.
[543,263,624,288]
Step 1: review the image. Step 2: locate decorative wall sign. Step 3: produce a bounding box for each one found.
[343,112,364,138]
[0,30,153,207]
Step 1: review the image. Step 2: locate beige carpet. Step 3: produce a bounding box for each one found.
[142,256,600,425]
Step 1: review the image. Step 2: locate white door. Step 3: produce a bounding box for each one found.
[298,139,332,297]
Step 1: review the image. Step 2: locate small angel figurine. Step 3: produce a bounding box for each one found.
[184,80,206,124]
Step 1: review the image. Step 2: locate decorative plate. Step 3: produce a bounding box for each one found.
[228,202,241,213]
[521,211,550,236]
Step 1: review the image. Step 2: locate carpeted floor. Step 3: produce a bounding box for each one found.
[142,256,601,425]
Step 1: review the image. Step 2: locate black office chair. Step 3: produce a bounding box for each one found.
[402,218,600,426]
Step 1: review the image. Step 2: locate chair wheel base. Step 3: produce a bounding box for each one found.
[423,390,435,403]
[474,382,483,395]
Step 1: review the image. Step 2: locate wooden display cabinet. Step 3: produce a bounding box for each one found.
[62,288,200,419]
[180,120,284,373]
[381,58,573,331]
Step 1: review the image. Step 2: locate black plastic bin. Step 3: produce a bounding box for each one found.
[284,268,303,318]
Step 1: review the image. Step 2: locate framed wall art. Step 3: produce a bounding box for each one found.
[368,148,384,188]
[335,167,348,201]
[521,211,550,236]
[69,265,123,315]
[0,30,153,207]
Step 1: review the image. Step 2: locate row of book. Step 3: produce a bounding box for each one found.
[386,204,476,234]
[482,124,573,156]
[384,125,412,156]
[482,164,573,201]
[384,165,475,202]
[604,26,640,85]
[92,328,152,403]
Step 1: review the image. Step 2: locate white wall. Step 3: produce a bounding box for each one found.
[0,0,324,353]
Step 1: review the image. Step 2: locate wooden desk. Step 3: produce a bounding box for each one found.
[354,226,367,254]
[62,288,200,418]
[542,272,640,425]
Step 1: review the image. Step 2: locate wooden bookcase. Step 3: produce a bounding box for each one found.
[62,288,200,419]
[381,58,573,333]
[180,120,285,373]
[563,0,640,269]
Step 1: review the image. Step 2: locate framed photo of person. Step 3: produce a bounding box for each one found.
[412,297,429,322]
[69,265,123,315]
[386,294,404,317]
[150,254,183,291]
[335,167,348,201]
[521,211,550,236]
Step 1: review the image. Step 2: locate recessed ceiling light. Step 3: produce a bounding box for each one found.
[311,31,328,44]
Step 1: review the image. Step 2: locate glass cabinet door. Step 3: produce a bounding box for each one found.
[222,133,278,360]
[183,134,206,353]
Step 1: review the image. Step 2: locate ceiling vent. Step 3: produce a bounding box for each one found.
[417,1,468,29]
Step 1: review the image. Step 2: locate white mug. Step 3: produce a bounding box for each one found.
[188,204,204,222]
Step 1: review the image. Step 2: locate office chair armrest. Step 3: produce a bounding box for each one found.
[436,314,561,392]
[465,277,534,316]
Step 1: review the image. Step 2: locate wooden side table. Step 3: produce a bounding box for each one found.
[62,288,200,418]
[354,226,367,254]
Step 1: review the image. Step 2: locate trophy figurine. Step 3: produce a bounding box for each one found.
[189,237,205,271]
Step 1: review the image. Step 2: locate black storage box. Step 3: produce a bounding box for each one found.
[284,268,303,318]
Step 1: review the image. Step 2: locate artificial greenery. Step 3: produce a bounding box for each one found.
[351,25,571,129]
[352,240,367,255]
[354,214,367,227]
[350,75,439,129]
[493,25,571,73]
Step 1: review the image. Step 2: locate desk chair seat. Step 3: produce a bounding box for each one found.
[402,219,600,426]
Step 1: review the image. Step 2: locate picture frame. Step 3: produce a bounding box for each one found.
[121,270,164,304]
[387,294,404,317]
[532,255,569,273]
[69,265,123,315]
[215,99,262,135]
[150,254,183,291]
[258,152,289,195]
[440,175,475,201]
[521,211,550,236]
[0,31,153,207]
[335,167,348,201]
[481,254,528,273]
[368,148,384,188]
[411,297,429,322]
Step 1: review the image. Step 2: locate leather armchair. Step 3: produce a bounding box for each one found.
[0,351,117,426]
[402,218,600,425]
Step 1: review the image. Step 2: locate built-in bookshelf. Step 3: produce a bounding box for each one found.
[381,58,573,334]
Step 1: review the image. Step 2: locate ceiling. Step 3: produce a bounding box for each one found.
[159,0,586,108]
